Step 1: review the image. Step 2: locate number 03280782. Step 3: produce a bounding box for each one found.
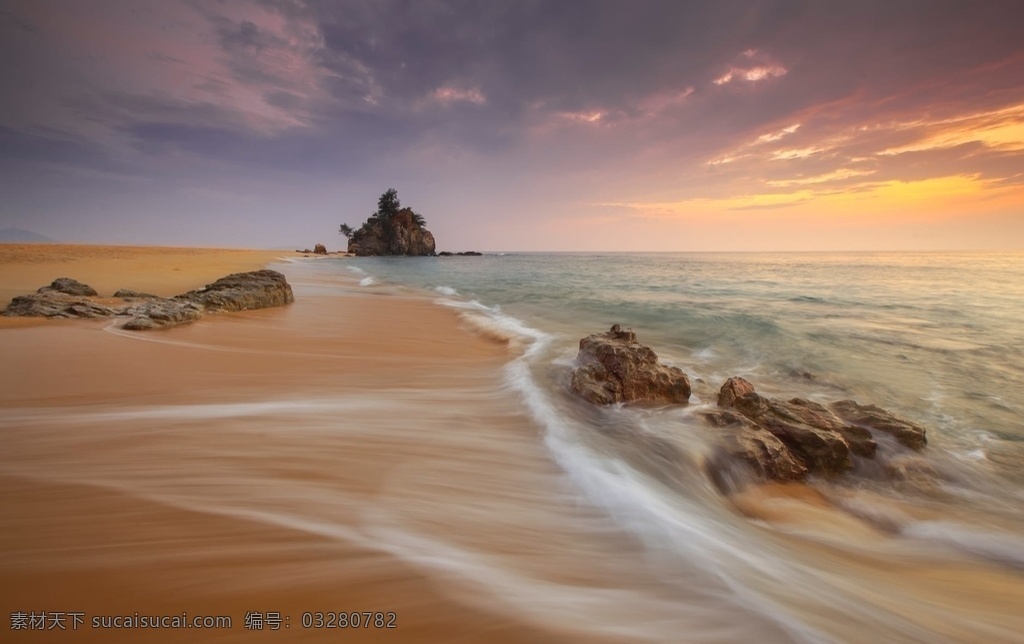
[301,612,397,629]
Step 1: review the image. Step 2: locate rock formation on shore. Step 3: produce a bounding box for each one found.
[566,326,931,492]
[701,376,928,487]
[569,324,691,405]
[2,270,294,331]
[341,189,436,257]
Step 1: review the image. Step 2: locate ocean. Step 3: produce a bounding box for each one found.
[337,251,1024,641]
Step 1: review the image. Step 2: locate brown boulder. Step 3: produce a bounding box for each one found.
[730,393,857,475]
[40,277,99,297]
[313,244,327,255]
[569,325,691,405]
[176,269,294,313]
[704,378,929,486]
[830,400,927,450]
[718,376,755,408]
[2,292,117,319]
[700,409,808,488]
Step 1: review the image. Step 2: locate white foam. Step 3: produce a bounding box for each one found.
[346,266,367,275]
[902,521,1024,570]
[434,285,459,296]
[359,276,375,286]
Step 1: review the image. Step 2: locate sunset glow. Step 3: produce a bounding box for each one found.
[0,1,1021,250]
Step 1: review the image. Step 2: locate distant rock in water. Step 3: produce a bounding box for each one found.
[569,324,691,405]
[349,208,436,256]
[313,244,327,255]
[343,189,436,257]
[438,251,482,256]
[702,377,928,489]
[2,270,294,330]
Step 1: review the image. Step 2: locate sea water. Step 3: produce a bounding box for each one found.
[338,251,1024,639]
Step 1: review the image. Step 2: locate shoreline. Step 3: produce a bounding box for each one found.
[0,248,593,642]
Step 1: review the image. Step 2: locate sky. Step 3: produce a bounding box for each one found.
[1,0,1023,251]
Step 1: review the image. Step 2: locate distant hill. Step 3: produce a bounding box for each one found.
[0,228,56,243]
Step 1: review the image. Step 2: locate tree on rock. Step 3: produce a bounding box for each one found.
[343,189,436,256]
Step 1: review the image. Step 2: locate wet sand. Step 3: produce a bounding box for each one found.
[0,251,621,642]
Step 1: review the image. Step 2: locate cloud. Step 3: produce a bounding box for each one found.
[2,0,1024,249]
[430,86,487,106]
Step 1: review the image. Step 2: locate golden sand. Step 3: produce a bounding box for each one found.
[0,244,288,305]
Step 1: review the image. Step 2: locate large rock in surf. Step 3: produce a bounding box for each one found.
[175,269,294,313]
[700,408,809,486]
[831,399,928,450]
[569,324,691,405]
[349,208,436,257]
[704,377,928,485]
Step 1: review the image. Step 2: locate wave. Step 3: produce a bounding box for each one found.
[359,276,375,286]
[902,521,1024,571]
[435,286,459,296]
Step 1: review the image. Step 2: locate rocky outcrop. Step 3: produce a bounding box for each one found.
[176,269,294,313]
[701,409,809,486]
[313,244,327,255]
[1,278,111,318]
[113,289,160,299]
[2,292,117,318]
[122,300,203,330]
[569,325,691,405]
[831,399,927,450]
[702,377,928,486]
[2,270,294,330]
[41,277,98,297]
[348,208,436,257]
[438,251,482,256]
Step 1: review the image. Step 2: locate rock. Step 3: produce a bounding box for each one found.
[2,292,117,318]
[40,277,98,297]
[730,392,857,475]
[348,208,436,256]
[2,271,295,330]
[437,251,453,256]
[700,409,809,488]
[718,376,755,408]
[313,244,327,255]
[113,289,160,299]
[176,269,294,313]
[705,379,929,485]
[122,300,203,330]
[830,400,928,450]
[569,324,691,405]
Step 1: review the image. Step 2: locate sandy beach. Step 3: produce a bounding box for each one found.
[0,244,288,307]
[0,245,613,643]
